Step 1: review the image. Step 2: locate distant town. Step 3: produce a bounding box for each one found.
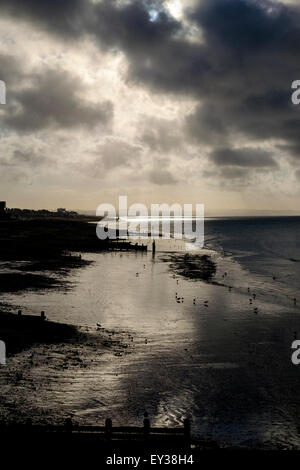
[0,201,81,220]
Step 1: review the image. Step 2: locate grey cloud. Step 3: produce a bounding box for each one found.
[190,0,292,54]
[0,148,52,168]
[186,105,229,146]
[1,0,300,165]
[3,69,113,132]
[211,147,278,168]
[204,166,253,185]
[97,140,142,170]
[12,149,51,166]
[295,169,300,181]
[149,168,177,185]
[0,166,27,183]
[90,0,300,163]
[0,1,207,94]
[219,167,249,179]
[92,0,181,51]
[139,117,183,153]
[278,144,300,158]
[0,54,24,85]
[0,0,87,38]
[87,139,142,177]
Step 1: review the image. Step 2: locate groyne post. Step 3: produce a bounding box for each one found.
[26,418,32,428]
[105,418,112,439]
[184,418,191,443]
[143,412,150,436]
[65,418,73,432]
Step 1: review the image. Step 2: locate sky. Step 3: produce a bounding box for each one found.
[0,0,300,214]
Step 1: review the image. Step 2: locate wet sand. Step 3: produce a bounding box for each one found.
[1,245,300,448]
[0,310,134,424]
[0,310,79,355]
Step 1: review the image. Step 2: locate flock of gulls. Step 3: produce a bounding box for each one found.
[134,260,298,317]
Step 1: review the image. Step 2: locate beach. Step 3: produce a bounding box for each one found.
[1,217,300,449]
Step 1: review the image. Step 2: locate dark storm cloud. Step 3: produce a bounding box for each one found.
[0,0,207,93]
[278,143,300,158]
[0,0,87,37]
[190,0,292,54]
[3,69,113,132]
[0,0,181,50]
[211,147,278,168]
[183,0,300,160]
[92,0,180,50]
[92,2,209,94]
[1,0,300,166]
[186,105,229,146]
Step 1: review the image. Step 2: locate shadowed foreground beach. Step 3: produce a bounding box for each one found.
[1,217,300,449]
[1,243,300,449]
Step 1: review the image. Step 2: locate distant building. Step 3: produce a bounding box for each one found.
[0,201,9,219]
[2,205,79,219]
[57,208,67,215]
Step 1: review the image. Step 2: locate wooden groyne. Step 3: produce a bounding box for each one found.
[0,418,219,449]
[108,240,148,251]
[0,417,190,446]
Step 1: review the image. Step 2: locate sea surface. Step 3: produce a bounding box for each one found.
[1,216,300,448]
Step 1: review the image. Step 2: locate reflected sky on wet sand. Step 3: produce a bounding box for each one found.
[2,245,300,447]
